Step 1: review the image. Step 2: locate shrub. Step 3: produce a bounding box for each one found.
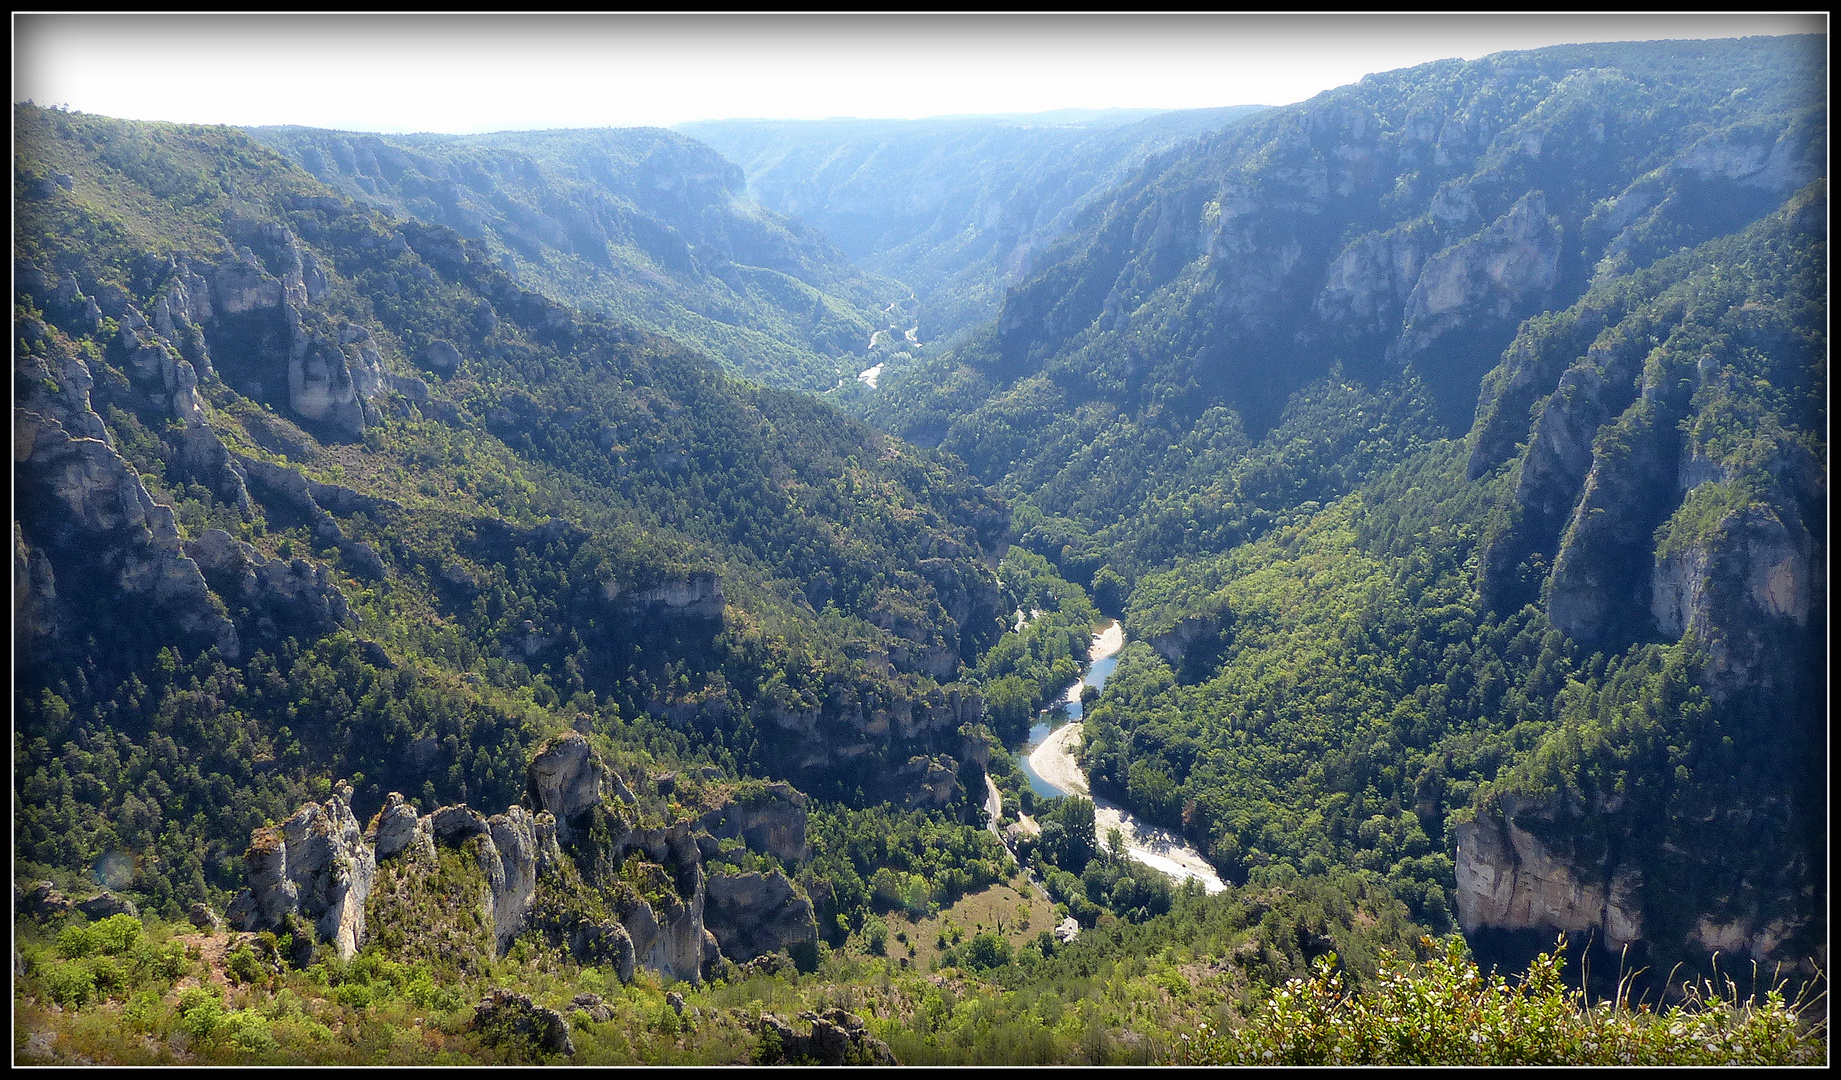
[56,924,99,958]
[90,914,144,954]
[178,988,227,1041]
[41,960,97,1007]
[220,1010,279,1053]
[1186,936,1826,1066]
[226,943,267,985]
[132,939,190,985]
[86,954,128,997]
[332,982,375,1012]
[123,988,165,1031]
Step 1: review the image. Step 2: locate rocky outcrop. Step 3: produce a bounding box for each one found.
[892,754,962,810]
[476,807,561,951]
[704,870,818,963]
[472,988,575,1058]
[755,1009,897,1066]
[565,921,637,985]
[527,731,635,844]
[239,789,377,959]
[1395,192,1561,356]
[13,344,240,664]
[699,782,809,865]
[77,893,140,920]
[188,902,226,931]
[1453,796,1643,950]
[185,528,355,642]
[367,792,435,862]
[238,742,818,985]
[20,881,74,920]
[607,573,725,620]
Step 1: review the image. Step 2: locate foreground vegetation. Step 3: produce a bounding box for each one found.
[15,900,1823,1065]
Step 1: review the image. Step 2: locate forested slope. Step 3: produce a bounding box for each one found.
[247,125,903,393]
[13,103,1008,910]
[683,107,1265,348]
[863,36,1826,977]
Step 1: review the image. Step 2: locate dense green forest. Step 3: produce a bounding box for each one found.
[12,32,1826,1067]
[14,102,1007,909]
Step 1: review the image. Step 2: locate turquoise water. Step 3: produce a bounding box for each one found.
[1017,649,1120,799]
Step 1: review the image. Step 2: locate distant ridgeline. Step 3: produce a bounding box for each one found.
[682,106,1267,351]
[246,124,906,394]
[865,36,1825,978]
[14,102,1008,916]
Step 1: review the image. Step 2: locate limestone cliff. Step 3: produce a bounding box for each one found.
[1453,795,1643,950]
[13,332,240,667]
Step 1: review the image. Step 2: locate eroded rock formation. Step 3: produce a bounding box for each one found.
[233,735,817,983]
[235,788,377,959]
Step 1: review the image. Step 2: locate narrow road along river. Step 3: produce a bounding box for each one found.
[1019,622,1226,894]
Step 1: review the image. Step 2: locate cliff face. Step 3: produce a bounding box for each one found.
[1457,188,1826,967]
[14,323,240,669]
[1474,188,1826,700]
[1453,796,1643,951]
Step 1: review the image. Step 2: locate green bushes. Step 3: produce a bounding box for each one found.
[1186,937,1826,1066]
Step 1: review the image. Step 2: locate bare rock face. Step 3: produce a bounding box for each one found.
[188,902,226,931]
[243,793,377,959]
[1453,796,1643,950]
[894,754,962,809]
[21,881,73,920]
[619,872,709,986]
[288,331,367,440]
[367,792,434,863]
[1313,222,1431,338]
[567,921,638,984]
[612,822,711,985]
[704,870,818,963]
[1393,191,1561,370]
[77,893,140,920]
[420,339,462,377]
[13,347,240,664]
[1649,498,1821,702]
[527,732,633,844]
[475,807,561,952]
[1689,914,1802,962]
[699,782,809,865]
[607,573,725,620]
[186,528,355,642]
[213,250,286,316]
[431,803,491,845]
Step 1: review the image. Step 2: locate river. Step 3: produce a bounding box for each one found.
[1015,621,1226,894]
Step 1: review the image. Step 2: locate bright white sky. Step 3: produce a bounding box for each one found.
[12,13,1825,135]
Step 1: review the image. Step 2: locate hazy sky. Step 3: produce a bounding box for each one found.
[13,13,1825,134]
